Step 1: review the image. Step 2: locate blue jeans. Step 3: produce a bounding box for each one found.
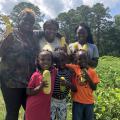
[72,102,94,120]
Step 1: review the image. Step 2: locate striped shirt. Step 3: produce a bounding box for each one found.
[52,68,73,100]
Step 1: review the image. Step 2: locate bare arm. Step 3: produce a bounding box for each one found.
[26,81,48,96]
[88,58,99,68]
[83,70,97,90]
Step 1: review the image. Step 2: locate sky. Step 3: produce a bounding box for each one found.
[0,0,120,19]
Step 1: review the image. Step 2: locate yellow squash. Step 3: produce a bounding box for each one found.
[60,77,66,92]
[73,42,79,50]
[43,43,53,51]
[82,44,88,51]
[42,70,51,94]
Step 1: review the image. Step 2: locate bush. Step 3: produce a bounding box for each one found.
[96,56,120,89]
[94,56,120,120]
[94,88,120,120]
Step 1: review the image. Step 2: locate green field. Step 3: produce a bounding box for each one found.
[0,91,6,120]
[0,56,120,120]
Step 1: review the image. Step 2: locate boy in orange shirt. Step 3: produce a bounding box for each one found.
[66,50,100,120]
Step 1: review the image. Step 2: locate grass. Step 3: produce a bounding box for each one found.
[0,91,6,120]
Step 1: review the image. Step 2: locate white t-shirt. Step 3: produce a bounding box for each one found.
[39,37,62,52]
[38,37,71,54]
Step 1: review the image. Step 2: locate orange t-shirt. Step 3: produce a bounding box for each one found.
[66,64,100,104]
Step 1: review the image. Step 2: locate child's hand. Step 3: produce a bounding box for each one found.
[60,79,70,86]
[60,77,70,87]
[33,81,48,93]
[60,79,66,86]
[82,70,89,80]
[41,81,48,89]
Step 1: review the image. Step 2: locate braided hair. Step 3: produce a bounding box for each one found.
[75,23,94,44]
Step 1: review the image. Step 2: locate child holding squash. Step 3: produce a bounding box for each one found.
[51,48,77,120]
[66,50,100,120]
[26,50,56,120]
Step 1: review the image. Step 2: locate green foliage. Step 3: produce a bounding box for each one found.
[96,56,120,88]
[95,56,120,120]
[0,13,5,34]
[56,3,120,57]
[95,88,120,120]
[98,26,120,56]
[57,5,92,42]
[114,15,120,29]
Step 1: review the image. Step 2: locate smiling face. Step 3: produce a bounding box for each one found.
[43,20,59,42]
[76,26,88,45]
[38,51,52,70]
[44,24,58,42]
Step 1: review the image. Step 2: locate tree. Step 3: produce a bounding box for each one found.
[90,3,112,51]
[0,13,4,34]
[76,5,91,25]
[57,9,77,42]
[0,14,13,42]
[101,19,120,56]
[10,2,44,29]
[57,5,92,42]
[56,3,120,56]
[114,15,120,29]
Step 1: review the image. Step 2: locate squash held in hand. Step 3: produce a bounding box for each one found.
[60,77,66,92]
[43,70,51,94]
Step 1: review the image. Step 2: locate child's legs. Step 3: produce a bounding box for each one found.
[51,98,58,120]
[84,104,94,120]
[57,99,67,120]
[72,102,84,120]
